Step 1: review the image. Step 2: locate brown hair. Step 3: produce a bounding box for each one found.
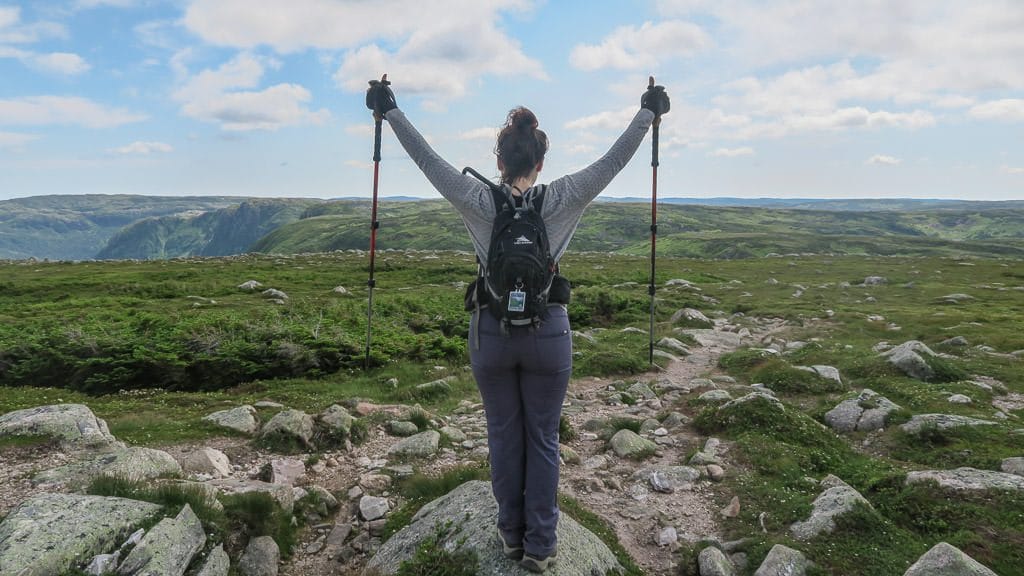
[494,107,548,185]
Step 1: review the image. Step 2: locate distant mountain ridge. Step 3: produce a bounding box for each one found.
[3,194,1024,261]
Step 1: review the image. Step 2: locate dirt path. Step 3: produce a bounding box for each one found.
[0,318,788,576]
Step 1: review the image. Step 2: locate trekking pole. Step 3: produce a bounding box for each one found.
[648,76,660,366]
[365,74,388,370]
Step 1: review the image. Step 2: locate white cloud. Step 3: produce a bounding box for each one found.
[182,0,544,105]
[570,20,710,70]
[173,53,330,131]
[0,7,65,44]
[345,124,375,137]
[0,96,146,127]
[565,106,637,131]
[108,141,174,155]
[867,155,901,166]
[76,0,136,7]
[711,147,753,157]
[29,52,90,75]
[566,144,596,155]
[969,99,1024,122]
[1002,165,1024,175]
[659,0,1024,96]
[458,127,497,141]
[0,131,38,148]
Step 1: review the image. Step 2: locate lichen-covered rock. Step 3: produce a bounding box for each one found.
[208,478,295,513]
[387,430,440,459]
[698,546,735,576]
[203,405,259,435]
[753,544,809,576]
[656,337,691,355]
[609,429,657,459]
[1002,457,1024,477]
[903,542,997,576]
[318,405,354,437]
[238,536,280,576]
[178,447,232,479]
[0,404,122,450]
[905,467,1024,492]
[825,389,901,433]
[0,494,160,576]
[790,475,871,540]
[795,365,842,385]
[899,414,996,434]
[633,466,702,493]
[195,544,230,576]
[260,409,314,449]
[386,420,419,437]
[677,329,742,348]
[881,341,937,380]
[34,446,182,488]
[364,480,621,575]
[117,504,206,576]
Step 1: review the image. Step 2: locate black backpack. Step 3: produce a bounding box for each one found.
[463,168,558,326]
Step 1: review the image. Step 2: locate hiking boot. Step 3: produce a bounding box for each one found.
[496,528,523,560]
[520,550,557,573]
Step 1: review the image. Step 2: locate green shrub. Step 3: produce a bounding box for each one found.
[221,492,298,558]
[750,360,846,394]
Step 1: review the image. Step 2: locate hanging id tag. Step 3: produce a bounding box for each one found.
[507,289,526,313]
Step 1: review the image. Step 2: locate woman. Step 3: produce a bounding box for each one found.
[367,77,669,573]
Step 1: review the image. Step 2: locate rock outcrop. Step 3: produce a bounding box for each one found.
[0,404,122,451]
[0,493,161,576]
[363,480,621,575]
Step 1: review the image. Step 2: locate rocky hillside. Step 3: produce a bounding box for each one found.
[96,199,321,259]
[0,195,251,260]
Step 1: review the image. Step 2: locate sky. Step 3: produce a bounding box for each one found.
[1,0,1023,202]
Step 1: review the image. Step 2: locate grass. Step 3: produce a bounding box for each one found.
[382,464,492,541]
[4,251,1024,575]
[394,520,479,576]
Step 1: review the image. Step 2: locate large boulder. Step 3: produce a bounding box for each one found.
[178,447,233,479]
[1002,457,1024,477]
[903,542,997,576]
[0,493,161,576]
[881,341,937,380]
[363,480,621,575]
[33,446,182,488]
[825,389,902,433]
[117,504,206,576]
[697,546,735,576]
[238,536,279,576]
[753,544,809,576]
[0,404,122,451]
[260,409,315,449]
[609,429,657,459]
[203,405,259,435]
[906,467,1024,492]
[195,544,230,576]
[387,430,441,459]
[790,475,871,540]
[318,404,354,438]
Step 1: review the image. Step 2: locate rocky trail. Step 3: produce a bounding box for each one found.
[2,310,1019,576]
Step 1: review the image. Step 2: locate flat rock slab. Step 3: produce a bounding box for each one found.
[899,414,997,434]
[676,329,742,349]
[906,467,1024,492]
[0,493,161,576]
[364,480,621,576]
[387,430,440,459]
[0,404,122,450]
[208,478,295,513]
[33,446,182,488]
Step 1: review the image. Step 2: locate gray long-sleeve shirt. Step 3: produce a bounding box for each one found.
[383,108,655,264]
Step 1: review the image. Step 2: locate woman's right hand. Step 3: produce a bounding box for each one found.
[366,74,397,118]
[641,77,670,118]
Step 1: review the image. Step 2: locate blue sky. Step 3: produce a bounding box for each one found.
[1,0,1022,201]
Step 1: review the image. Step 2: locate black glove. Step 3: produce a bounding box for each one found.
[641,80,670,118]
[366,75,396,118]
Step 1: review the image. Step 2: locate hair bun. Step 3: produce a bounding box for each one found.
[509,107,538,133]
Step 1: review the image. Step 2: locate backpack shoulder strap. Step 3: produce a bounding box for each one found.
[528,184,547,214]
[490,185,515,216]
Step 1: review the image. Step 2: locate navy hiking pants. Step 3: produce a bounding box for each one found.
[469,305,572,559]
